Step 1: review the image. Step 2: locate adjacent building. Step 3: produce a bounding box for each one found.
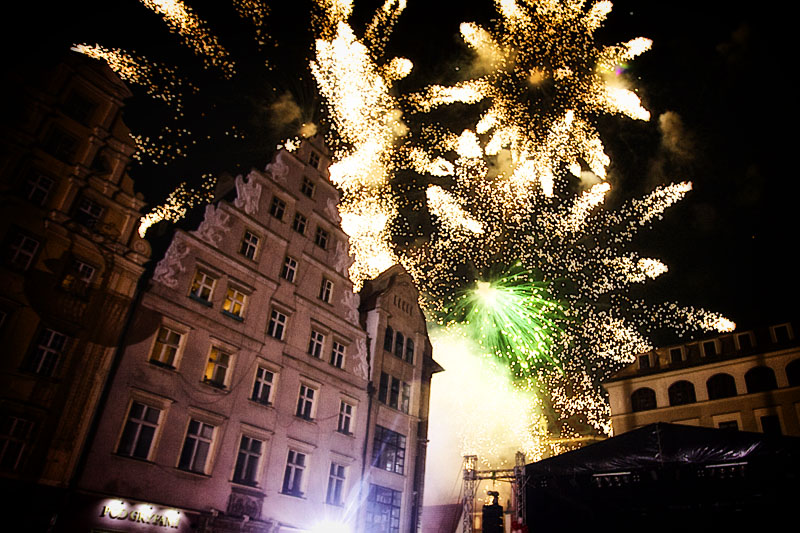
[603,320,800,436]
[0,51,150,509]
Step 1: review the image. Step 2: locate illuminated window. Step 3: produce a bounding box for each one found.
[268,309,287,340]
[0,415,34,472]
[74,197,105,229]
[301,177,315,198]
[372,426,406,474]
[281,256,297,282]
[331,341,345,369]
[240,231,259,260]
[203,347,232,388]
[26,328,68,377]
[233,436,263,486]
[5,231,40,271]
[319,277,333,303]
[149,326,183,368]
[668,380,696,406]
[282,449,307,496]
[292,213,307,235]
[24,173,54,206]
[269,196,286,220]
[337,401,354,435]
[315,227,329,249]
[178,419,215,474]
[296,384,317,421]
[366,484,401,533]
[117,401,161,460]
[308,330,325,358]
[327,463,346,506]
[251,366,275,405]
[189,270,216,304]
[222,286,247,320]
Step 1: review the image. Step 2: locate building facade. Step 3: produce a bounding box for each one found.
[603,320,800,436]
[0,52,150,504]
[70,138,437,533]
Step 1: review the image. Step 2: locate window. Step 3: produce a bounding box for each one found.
[308,330,325,358]
[24,173,54,206]
[5,231,40,271]
[178,419,215,474]
[327,463,346,505]
[61,259,96,293]
[706,373,737,400]
[281,256,297,282]
[772,324,792,343]
[222,286,247,320]
[301,177,315,198]
[269,196,286,220]
[0,415,34,472]
[737,332,753,351]
[252,367,275,405]
[204,347,231,388]
[760,415,782,435]
[282,449,307,496]
[189,270,216,304]
[26,328,68,377]
[315,227,329,249]
[268,309,287,340]
[745,366,778,393]
[44,126,79,161]
[240,231,259,260]
[372,426,406,474]
[405,339,414,363]
[630,388,657,412]
[292,213,307,235]
[309,151,320,169]
[701,340,717,357]
[379,372,410,414]
[319,278,333,303]
[149,326,182,368]
[669,347,683,364]
[366,484,401,533]
[331,341,345,369]
[383,326,394,352]
[638,354,651,370]
[787,359,800,387]
[718,420,739,431]
[394,332,404,359]
[233,436,263,486]
[74,197,105,229]
[296,384,317,420]
[117,401,161,460]
[668,380,696,406]
[63,91,96,124]
[338,401,354,435]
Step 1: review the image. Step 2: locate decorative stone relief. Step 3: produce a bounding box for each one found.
[265,150,290,183]
[354,338,369,380]
[192,204,230,247]
[234,171,262,215]
[152,238,190,288]
[333,241,354,277]
[325,197,341,222]
[340,288,359,324]
[226,488,263,520]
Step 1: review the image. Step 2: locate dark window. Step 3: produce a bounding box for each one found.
[737,333,753,351]
[366,484,401,533]
[669,348,683,364]
[773,325,792,343]
[760,415,782,435]
[638,354,650,370]
[280,256,297,282]
[745,366,778,394]
[337,401,353,434]
[405,339,414,363]
[26,328,68,376]
[786,359,800,387]
[668,380,696,406]
[73,197,105,228]
[251,367,274,405]
[383,326,394,352]
[240,231,259,259]
[0,415,34,472]
[327,462,346,505]
[233,436,262,486]
[296,384,316,420]
[301,177,315,198]
[62,91,96,124]
[372,426,406,474]
[718,420,739,431]
[282,450,306,496]
[44,126,79,162]
[178,419,214,473]
[5,230,40,271]
[23,173,54,206]
[267,309,287,340]
[706,373,737,400]
[378,372,410,413]
[394,332,404,359]
[702,341,717,357]
[269,197,286,220]
[293,213,307,234]
[315,227,329,249]
[630,388,657,412]
[117,402,161,459]
[309,151,320,169]
[331,341,345,369]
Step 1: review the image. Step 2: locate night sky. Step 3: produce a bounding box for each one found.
[4,0,796,332]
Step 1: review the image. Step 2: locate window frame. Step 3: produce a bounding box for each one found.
[326,462,347,506]
[314,227,329,249]
[189,269,217,305]
[222,285,248,321]
[177,418,216,475]
[308,330,325,358]
[116,400,162,461]
[292,213,307,235]
[232,434,265,487]
[280,256,298,283]
[203,346,233,389]
[267,308,288,340]
[372,425,406,475]
[296,383,318,421]
[301,177,316,198]
[282,449,308,497]
[319,277,333,303]
[366,484,402,533]
[331,341,346,369]
[26,328,69,377]
[337,400,355,435]
[5,230,41,271]
[74,196,105,229]
[23,172,55,206]
[251,365,277,406]
[0,414,34,472]
[148,323,186,369]
[269,196,286,220]
[239,230,260,260]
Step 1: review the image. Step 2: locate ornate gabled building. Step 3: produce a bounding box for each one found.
[0,51,150,509]
[603,320,800,436]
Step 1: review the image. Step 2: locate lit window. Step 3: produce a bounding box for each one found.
[366,484,401,533]
[268,309,287,340]
[189,270,216,304]
[308,330,325,358]
[233,436,263,486]
[204,347,231,388]
[222,286,247,320]
[319,278,333,303]
[74,197,105,228]
[178,419,215,474]
[269,196,286,220]
[372,426,406,474]
[6,231,40,271]
[240,231,259,260]
[315,227,329,249]
[149,326,182,368]
[27,328,68,377]
[331,341,345,369]
[309,151,320,169]
[282,449,306,496]
[117,401,161,460]
[281,256,297,282]
[24,173,54,206]
[292,213,307,235]
[327,463,346,506]
[301,177,315,198]
[0,415,34,472]
[337,401,354,435]
[296,384,316,420]
[251,367,275,405]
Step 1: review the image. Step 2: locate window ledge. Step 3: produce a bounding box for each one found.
[280,490,305,499]
[189,294,213,307]
[222,310,244,322]
[148,359,176,370]
[202,379,228,391]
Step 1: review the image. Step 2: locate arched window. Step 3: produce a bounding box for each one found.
[383,326,394,352]
[394,332,404,359]
[631,388,657,412]
[668,380,696,406]
[706,373,737,400]
[745,366,777,394]
[405,338,414,363]
[787,359,800,387]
